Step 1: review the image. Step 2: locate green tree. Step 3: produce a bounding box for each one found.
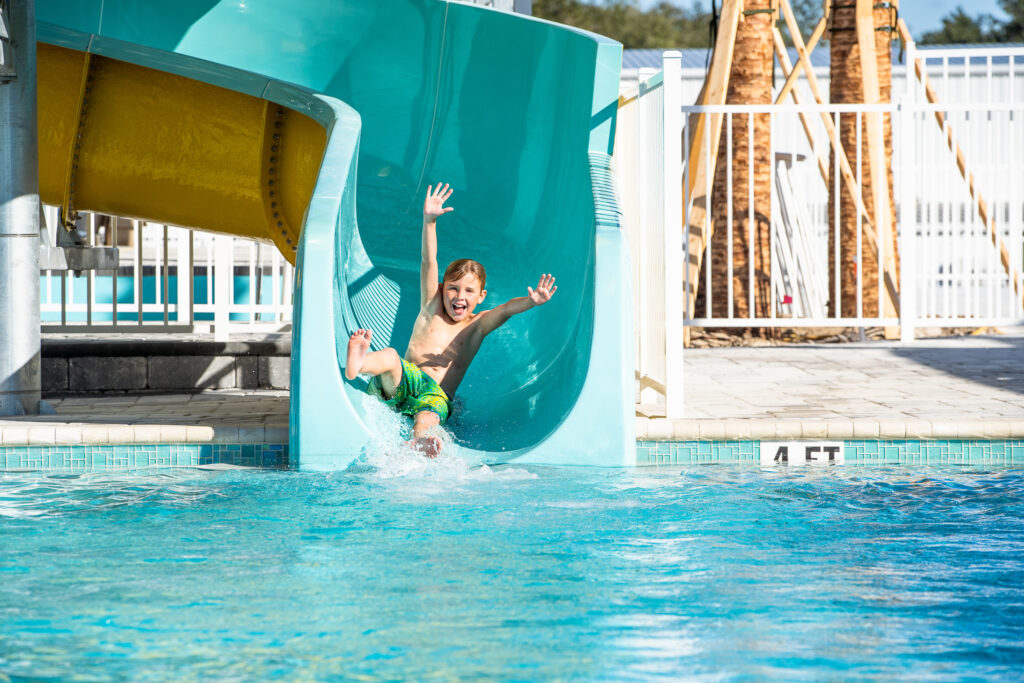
[533,1,828,49]
[779,0,826,46]
[996,0,1024,41]
[920,7,999,44]
[533,0,713,48]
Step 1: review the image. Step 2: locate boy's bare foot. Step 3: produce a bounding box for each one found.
[345,329,372,380]
[406,436,442,459]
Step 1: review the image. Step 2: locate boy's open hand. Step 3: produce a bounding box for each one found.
[424,183,454,221]
[527,274,557,306]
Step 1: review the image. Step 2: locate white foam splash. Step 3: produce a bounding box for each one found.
[346,397,536,483]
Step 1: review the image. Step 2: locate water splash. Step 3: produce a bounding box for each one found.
[346,397,536,483]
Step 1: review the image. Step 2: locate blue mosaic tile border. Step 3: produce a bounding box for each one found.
[0,443,288,471]
[5,441,1023,470]
[846,440,1024,465]
[637,440,760,466]
[637,440,1024,466]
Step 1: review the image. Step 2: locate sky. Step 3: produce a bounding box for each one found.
[900,0,1007,36]
[635,1,1010,37]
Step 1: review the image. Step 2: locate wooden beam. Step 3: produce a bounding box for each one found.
[896,18,1024,308]
[778,0,900,313]
[683,0,743,319]
[772,27,828,183]
[685,78,709,161]
[773,16,826,105]
[856,0,900,324]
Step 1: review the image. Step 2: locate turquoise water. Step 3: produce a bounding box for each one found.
[3,459,1024,680]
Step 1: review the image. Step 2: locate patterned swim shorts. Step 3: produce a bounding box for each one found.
[368,359,451,423]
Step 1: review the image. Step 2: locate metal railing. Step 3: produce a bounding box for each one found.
[40,206,293,340]
[616,47,1024,417]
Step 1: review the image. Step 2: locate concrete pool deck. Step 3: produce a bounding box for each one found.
[637,327,1024,441]
[1,328,1022,446]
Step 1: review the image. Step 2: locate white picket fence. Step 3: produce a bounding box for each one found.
[616,47,1024,417]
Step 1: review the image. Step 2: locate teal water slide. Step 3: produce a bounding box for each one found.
[35,0,633,468]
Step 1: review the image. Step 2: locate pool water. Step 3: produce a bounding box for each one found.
[3,456,1024,680]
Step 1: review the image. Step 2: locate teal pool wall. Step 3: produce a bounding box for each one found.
[1,444,288,470]
[3,441,1024,471]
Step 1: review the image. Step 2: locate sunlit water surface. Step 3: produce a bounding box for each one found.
[2,456,1024,681]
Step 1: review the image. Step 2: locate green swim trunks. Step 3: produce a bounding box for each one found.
[368,359,451,423]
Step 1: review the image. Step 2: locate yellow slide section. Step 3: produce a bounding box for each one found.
[36,44,326,263]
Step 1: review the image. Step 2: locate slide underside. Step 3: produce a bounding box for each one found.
[36,0,633,468]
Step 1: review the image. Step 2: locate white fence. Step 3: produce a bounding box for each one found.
[616,47,1024,417]
[40,206,293,341]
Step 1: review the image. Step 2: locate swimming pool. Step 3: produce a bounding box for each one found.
[3,458,1023,680]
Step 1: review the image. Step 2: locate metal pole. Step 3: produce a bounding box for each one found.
[0,0,41,415]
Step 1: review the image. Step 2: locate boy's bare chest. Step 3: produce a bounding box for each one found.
[406,314,478,367]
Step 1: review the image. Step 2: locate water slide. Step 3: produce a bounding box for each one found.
[34,0,632,469]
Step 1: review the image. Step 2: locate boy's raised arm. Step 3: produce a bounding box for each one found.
[421,184,453,307]
[476,274,557,338]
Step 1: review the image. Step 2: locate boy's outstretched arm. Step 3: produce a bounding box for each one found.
[421,183,453,307]
[476,274,557,338]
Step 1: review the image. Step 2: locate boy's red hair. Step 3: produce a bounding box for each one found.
[443,259,486,289]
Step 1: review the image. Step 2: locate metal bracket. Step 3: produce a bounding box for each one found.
[39,245,119,271]
[56,207,86,246]
[0,0,15,82]
[38,205,118,272]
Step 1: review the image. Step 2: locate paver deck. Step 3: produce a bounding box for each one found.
[0,391,289,446]
[2,328,1023,445]
[638,327,1024,440]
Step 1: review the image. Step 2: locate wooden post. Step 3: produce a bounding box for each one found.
[856,0,900,332]
[683,0,743,323]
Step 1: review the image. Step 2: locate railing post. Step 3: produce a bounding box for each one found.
[899,43,917,344]
[662,50,684,418]
[214,234,232,341]
[176,228,193,327]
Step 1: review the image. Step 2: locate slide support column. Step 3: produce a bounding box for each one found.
[0,0,41,415]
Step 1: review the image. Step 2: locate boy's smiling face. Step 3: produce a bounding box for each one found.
[442,273,486,322]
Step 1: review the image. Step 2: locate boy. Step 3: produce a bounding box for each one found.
[345,183,557,457]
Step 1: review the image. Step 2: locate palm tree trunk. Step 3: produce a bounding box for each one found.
[827,1,898,318]
[708,0,773,321]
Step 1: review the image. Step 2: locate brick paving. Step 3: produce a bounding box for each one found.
[638,327,1024,440]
